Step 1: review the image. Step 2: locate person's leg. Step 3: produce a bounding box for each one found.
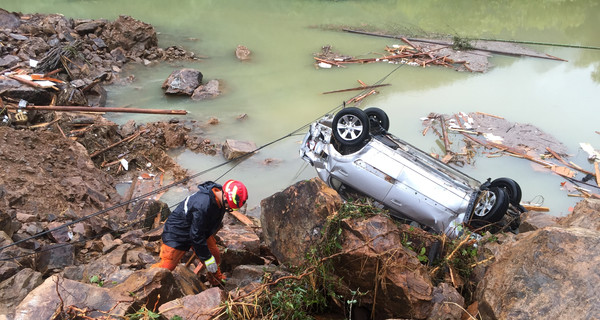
[151,243,186,271]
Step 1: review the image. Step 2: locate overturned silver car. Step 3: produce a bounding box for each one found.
[300,107,524,237]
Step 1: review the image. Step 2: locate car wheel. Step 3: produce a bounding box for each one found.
[471,187,509,227]
[332,107,370,146]
[364,107,390,132]
[490,178,522,205]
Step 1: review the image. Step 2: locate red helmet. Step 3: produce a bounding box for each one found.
[223,180,248,210]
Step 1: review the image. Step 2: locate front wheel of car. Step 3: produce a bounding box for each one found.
[332,107,370,146]
[490,178,522,205]
[471,187,509,229]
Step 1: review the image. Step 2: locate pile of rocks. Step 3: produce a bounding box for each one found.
[0,9,196,109]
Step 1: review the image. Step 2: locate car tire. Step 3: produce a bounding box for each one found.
[332,107,370,146]
[471,186,509,229]
[364,107,390,132]
[490,178,522,205]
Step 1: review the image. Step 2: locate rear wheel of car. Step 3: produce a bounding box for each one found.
[490,178,522,205]
[332,107,370,146]
[364,107,390,132]
[471,187,509,228]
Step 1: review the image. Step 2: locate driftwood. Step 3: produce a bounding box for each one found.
[546,147,595,176]
[438,115,450,155]
[341,29,567,62]
[6,74,44,89]
[322,83,390,94]
[5,104,188,115]
[461,133,579,179]
[521,205,550,212]
[347,89,377,104]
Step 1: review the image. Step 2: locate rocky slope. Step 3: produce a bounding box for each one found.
[1,8,600,320]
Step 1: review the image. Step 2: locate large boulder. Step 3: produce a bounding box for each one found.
[332,214,436,319]
[13,275,131,320]
[260,178,343,266]
[476,226,600,319]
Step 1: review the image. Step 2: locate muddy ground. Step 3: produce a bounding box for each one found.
[0,113,224,221]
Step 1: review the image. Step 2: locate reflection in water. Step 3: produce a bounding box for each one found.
[3,0,600,215]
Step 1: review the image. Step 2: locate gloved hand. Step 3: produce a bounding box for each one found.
[204,256,218,273]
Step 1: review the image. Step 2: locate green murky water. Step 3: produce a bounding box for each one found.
[3,0,600,215]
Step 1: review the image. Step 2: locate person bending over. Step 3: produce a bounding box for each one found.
[152,179,248,285]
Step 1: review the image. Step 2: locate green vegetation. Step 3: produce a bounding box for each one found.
[89,275,104,287]
[126,306,160,320]
[452,35,474,51]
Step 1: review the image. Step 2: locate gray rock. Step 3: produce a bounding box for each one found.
[36,243,75,275]
[0,9,21,30]
[162,68,203,95]
[191,79,221,100]
[0,55,20,68]
[0,268,43,318]
[74,20,106,34]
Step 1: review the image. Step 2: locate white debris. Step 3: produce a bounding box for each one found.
[317,62,332,69]
[120,158,129,170]
[580,142,600,161]
[483,133,504,143]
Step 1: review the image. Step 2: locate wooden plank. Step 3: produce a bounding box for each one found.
[595,162,600,186]
[229,210,255,227]
[475,111,504,119]
[551,166,576,178]
[6,104,187,115]
[521,205,550,212]
[322,83,390,94]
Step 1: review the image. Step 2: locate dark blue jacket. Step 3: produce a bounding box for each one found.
[162,181,225,260]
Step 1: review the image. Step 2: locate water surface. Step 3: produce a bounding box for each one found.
[3,1,599,216]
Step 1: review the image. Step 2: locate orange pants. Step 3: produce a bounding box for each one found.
[152,236,225,284]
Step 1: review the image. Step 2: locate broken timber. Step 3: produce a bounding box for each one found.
[322,83,390,94]
[341,28,567,62]
[5,105,187,115]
